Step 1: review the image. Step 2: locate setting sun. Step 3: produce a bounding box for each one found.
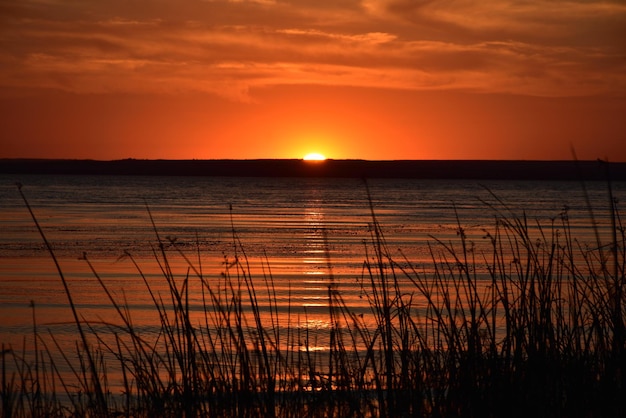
[303,153,327,161]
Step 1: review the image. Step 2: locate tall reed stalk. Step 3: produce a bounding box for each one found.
[2,180,624,417]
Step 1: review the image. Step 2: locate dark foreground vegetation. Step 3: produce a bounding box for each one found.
[2,182,625,417]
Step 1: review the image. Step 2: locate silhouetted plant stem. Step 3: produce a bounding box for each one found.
[6,177,625,417]
[16,183,108,415]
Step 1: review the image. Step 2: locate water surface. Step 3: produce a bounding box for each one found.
[1,174,623,377]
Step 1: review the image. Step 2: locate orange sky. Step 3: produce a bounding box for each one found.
[1,1,625,161]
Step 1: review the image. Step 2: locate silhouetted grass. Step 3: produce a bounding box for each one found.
[2,181,625,417]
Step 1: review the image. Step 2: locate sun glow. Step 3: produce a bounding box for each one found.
[303,152,327,161]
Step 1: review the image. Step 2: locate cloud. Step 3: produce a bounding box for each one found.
[0,0,624,100]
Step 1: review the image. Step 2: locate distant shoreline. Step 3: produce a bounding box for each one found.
[1,158,625,181]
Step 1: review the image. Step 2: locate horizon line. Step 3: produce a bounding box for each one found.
[2,157,624,163]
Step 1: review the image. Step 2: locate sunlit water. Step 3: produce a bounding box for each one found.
[1,174,624,389]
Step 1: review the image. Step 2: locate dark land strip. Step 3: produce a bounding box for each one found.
[1,158,626,181]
